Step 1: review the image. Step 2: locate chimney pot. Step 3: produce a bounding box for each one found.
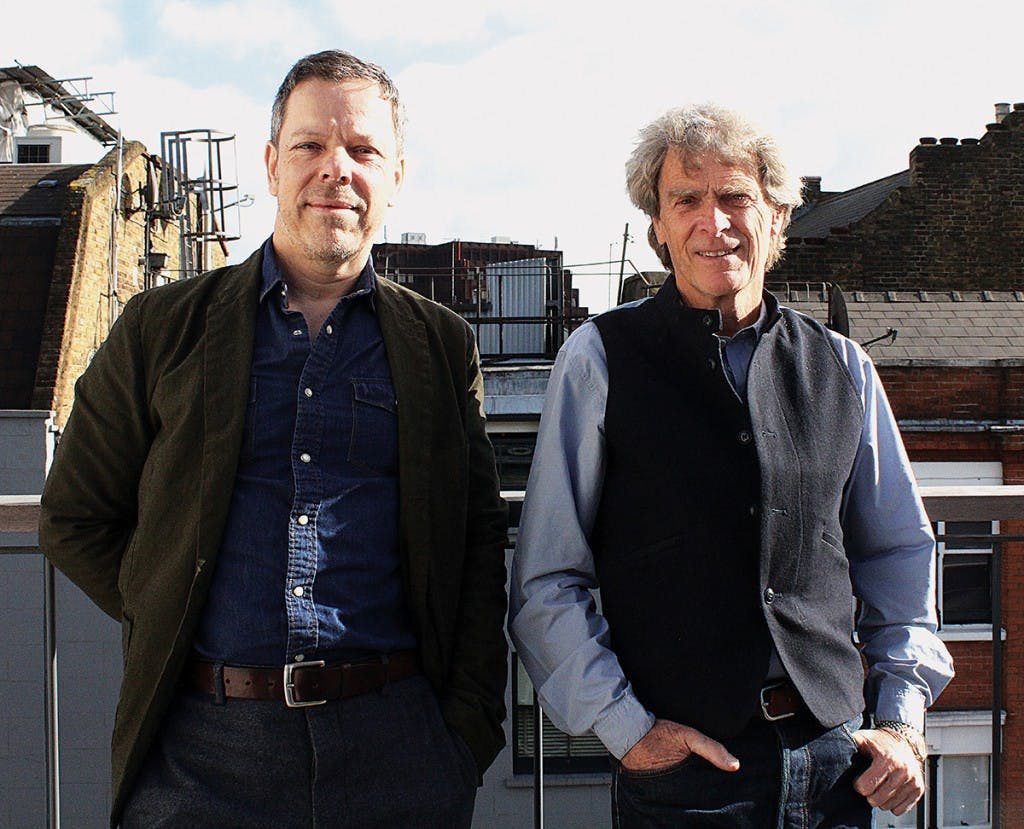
[960,137,980,145]
[995,102,1011,122]
[1013,102,1024,111]
[939,137,958,145]
[986,122,1007,131]
[919,136,938,145]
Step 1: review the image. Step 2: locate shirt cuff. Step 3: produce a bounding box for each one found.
[873,685,927,732]
[590,692,657,760]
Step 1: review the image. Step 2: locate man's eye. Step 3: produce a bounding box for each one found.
[726,193,753,205]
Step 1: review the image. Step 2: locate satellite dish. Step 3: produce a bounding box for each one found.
[143,159,159,211]
[828,283,850,337]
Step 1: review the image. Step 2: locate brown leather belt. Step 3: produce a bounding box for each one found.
[759,679,806,721]
[185,651,419,708]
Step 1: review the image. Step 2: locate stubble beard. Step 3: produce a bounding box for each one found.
[282,207,368,268]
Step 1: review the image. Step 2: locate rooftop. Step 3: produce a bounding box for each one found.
[788,170,909,239]
[778,285,1024,363]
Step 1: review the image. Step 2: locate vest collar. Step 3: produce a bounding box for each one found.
[650,275,783,338]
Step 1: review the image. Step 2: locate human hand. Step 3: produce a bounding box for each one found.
[850,728,925,816]
[620,719,740,773]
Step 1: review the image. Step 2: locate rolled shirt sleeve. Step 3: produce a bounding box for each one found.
[508,321,655,759]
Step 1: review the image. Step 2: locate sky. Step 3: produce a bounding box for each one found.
[6,0,1023,310]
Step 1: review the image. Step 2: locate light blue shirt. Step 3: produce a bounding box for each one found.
[508,300,954,760]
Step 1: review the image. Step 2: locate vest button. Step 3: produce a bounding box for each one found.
[748,504,758,517]
[707,357,717,371]
[738,430,753,445]
[764,587,775,604]
[701,315,713,327]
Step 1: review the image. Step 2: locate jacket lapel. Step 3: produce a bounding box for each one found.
[197,252,261,573]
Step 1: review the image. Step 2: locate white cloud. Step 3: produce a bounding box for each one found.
[156,0,320,59]
[326,0,551,46]
[5,0,122,72]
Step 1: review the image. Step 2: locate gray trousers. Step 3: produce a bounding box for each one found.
[121,674,478,829]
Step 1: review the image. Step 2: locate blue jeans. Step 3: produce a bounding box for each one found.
[121,675,477,829]
[612,714,872,829]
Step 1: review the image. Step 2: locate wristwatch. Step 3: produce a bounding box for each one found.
[874,720,927,766]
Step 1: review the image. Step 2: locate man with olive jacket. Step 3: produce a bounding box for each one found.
[40,49,507,829]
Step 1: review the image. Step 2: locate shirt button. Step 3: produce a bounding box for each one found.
[297,514,309,525]
[304,388,313,398]
[299,453,311,463]
[738,430,753,445]
[293,586,304,597]
[764,587,775,604]
[325,325,333,335]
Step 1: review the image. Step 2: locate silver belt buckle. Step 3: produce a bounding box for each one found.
[283,660,327,708]
[759,680,796,721]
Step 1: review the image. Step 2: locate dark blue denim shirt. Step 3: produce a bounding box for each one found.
[194,240,416,666]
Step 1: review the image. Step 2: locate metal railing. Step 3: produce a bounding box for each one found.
[3,486,1022,829]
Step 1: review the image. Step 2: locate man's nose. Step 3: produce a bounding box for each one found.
[698,203,730,234]
[320,149,352,184]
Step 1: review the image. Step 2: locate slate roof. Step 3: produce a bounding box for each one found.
[775,285,1024,363]
[788,171,910,239]
[0,164,89,217]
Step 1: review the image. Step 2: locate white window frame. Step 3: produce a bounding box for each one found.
[912,462,1002,637]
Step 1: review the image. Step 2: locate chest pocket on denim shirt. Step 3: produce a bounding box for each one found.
[349,379,399,476]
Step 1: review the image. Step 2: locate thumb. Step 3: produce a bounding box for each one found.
[686,730,741,772]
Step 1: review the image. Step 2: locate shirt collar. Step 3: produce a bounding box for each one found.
[259,237,378,308]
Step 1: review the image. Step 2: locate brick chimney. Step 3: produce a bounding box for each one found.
[801,175,822,204]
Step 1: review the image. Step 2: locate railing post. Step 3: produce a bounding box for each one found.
[991,538,1002,829]
[44,558,61,829]
[532,689,543,829]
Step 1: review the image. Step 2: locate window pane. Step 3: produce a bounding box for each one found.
[490,434,536,491]
[17,143,50,163]
[942,755,990,827]
[879,804,918,827]
[943,553,991,624]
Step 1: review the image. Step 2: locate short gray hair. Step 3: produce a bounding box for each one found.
[625,103,803,270]
[270,50,406,154]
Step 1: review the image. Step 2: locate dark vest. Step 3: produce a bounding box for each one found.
[592,280,866,740]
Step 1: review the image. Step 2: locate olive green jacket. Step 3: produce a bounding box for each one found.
[38,247,509,826]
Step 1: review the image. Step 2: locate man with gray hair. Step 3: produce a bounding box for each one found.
[510,103,953,827]
[40,50,508,828]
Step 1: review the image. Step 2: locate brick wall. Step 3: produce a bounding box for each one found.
[774,108,1024,292]
[879,364,1024,423]
[30,141,227,428]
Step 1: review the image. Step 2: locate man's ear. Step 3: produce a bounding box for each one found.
[265,141,279,197]
[388,157,405,207]
[651,214,665,246]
